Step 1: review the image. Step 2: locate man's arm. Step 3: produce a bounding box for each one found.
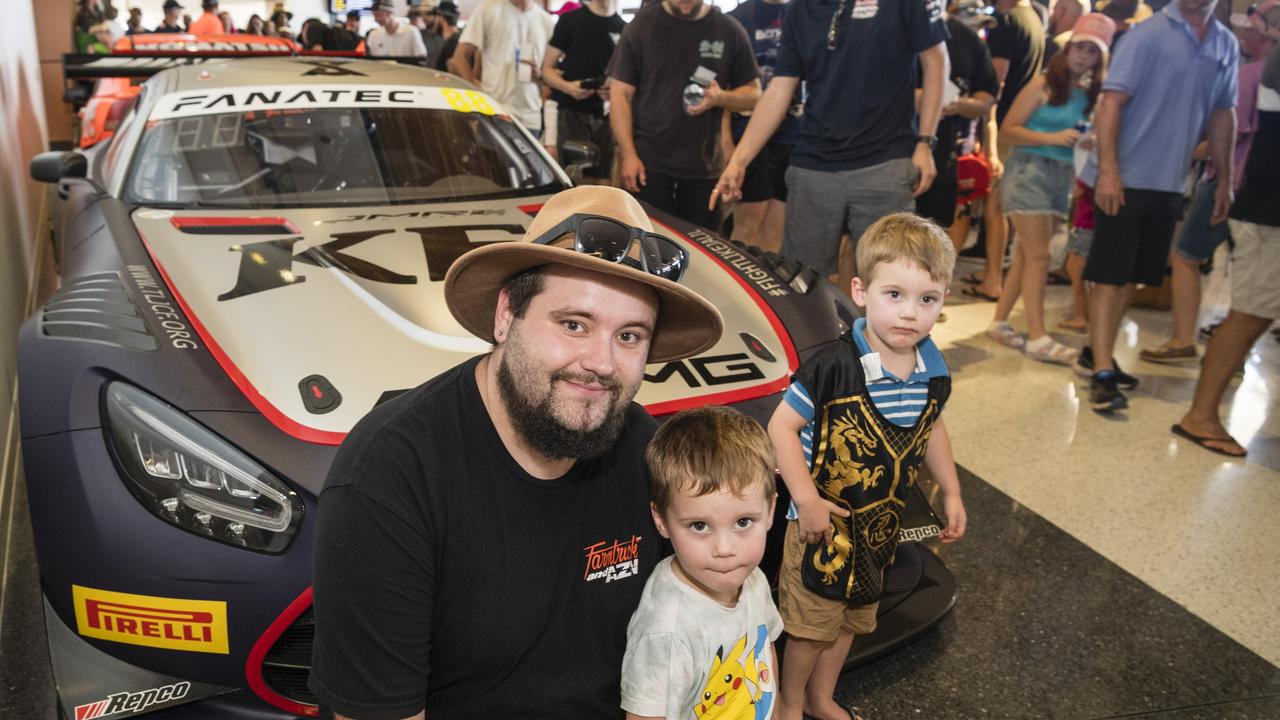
[541,45,593,100]
[1093,89,1129,216]
[610,79,645,191]
[913,42,948,196]
[922,416,966,543]
[709,75,799,208]
[1206,106,1236,224]
[451,42,481,84]
[687,77,762,115]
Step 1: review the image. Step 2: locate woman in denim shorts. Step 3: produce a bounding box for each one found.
[986,13,1115,364]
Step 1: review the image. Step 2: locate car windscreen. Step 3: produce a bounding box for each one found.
[124,106,565,208]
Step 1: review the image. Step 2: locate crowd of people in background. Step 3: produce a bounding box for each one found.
[71,0,1280,445]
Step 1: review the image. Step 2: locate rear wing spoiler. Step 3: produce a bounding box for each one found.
[63,52,429,81]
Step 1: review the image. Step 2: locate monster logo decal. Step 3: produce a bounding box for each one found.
[695,625,774,720]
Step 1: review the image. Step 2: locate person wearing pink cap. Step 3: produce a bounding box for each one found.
[985,13,1114,364]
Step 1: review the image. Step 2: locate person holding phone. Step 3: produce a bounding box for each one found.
[543,0,626,183]
[453,0,557,136]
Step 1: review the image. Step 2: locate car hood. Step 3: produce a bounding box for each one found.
[131,198,796,444]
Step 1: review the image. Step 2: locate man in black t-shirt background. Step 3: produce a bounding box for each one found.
[609,0,761,229]
[915,9,999,228]
[431,2,462,72]
[308,187,723,719]
[542,0,626,184]
[967,0,1044,302]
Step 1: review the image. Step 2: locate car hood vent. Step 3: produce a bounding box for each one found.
[39,272,158,352]
[171,217,300,235]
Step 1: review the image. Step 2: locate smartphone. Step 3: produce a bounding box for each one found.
[578,76,604,90]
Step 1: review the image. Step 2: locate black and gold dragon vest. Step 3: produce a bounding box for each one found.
[798,335,950,605]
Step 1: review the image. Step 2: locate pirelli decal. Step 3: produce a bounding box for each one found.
[73,585,229,654]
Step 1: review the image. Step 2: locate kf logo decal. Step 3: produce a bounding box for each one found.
[218,225,525,301]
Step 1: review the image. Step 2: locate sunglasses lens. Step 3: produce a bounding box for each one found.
[577,218,632,262]
[641,234,688,281]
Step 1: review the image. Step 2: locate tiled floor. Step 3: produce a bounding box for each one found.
[931,252,1280,671]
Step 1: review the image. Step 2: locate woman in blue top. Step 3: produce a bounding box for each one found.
[987,13,1115,364]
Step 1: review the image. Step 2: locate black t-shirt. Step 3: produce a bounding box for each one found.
[609,4,760,178]
[436,32,460,71]
[1229,109,1280,227]
[775,0,951,172]
[987,3,1045,124]
[308,357,662,719]
[925,17,998,174]
[549,7,627,116]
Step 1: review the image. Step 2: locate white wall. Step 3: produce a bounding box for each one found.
[1,0,49,509]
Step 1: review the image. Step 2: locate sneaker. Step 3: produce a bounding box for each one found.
[1089,371,1129,412]
[1074,346,1139,389]
[1025,336,1079,365]
[986,321,1025,349]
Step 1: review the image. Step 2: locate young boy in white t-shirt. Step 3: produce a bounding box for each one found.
[621,406,784,720]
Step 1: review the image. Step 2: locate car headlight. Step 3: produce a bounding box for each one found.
[103,382,303,553]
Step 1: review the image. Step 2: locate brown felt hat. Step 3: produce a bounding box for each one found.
[444,186,723,363]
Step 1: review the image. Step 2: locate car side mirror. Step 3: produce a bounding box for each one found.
[560,140,597,170]
[30,152,87,184]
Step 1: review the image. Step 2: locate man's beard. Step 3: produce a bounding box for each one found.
[667,0,704,19]
[497,345,635,461]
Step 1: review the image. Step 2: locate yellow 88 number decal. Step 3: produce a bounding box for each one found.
[441,89,496,116]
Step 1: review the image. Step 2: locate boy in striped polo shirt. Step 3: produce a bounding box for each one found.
[767,213,966,720]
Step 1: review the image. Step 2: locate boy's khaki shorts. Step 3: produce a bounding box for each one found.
[777,521,878,642]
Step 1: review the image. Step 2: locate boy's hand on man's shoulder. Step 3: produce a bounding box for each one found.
[939,494,966,543]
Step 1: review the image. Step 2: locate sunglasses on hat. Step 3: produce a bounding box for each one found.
[531,213,690,283]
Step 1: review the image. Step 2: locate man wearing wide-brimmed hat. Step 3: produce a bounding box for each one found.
[309,186,722,719]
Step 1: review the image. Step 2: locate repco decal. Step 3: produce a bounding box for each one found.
[899,524,942,543]
[218,225,525,300]
[583,535,642,584]
[682,228,790,298]
[74,682,191,720]
[73,585,229,654]
[126,265,199,350]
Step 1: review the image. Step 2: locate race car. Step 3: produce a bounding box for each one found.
[23,57,955,718]
[69,34,303,150]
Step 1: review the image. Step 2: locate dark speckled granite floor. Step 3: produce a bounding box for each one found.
[834,466,1280,719]
[1,464,1277,718]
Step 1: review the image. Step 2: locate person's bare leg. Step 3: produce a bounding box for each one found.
[978,185,1007,298]
[992,239,1025,324]
[1064,252,1089,329]
[835,233,854,297]
[778,636,829,720]
[1160,251,1202,349]
[759,199,786,254]
[1178,309,1272,454]
[1011,213,1054,340]
[948,210,971,256]
[1087,282,1134,372]
[732,200,768,246]
[802,630,857,720]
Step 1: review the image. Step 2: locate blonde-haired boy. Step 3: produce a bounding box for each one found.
[622,406,784,720]
[767,213,967,720]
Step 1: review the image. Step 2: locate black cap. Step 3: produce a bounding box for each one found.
[163,0,184,10]
[346,9,361,19]
[371,0,397,11]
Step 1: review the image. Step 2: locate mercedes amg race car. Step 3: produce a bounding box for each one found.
[23,57,955,718]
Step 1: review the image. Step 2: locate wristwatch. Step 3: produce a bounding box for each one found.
[917,134,938,149]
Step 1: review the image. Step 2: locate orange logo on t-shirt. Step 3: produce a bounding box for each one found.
[583,535,642,583]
